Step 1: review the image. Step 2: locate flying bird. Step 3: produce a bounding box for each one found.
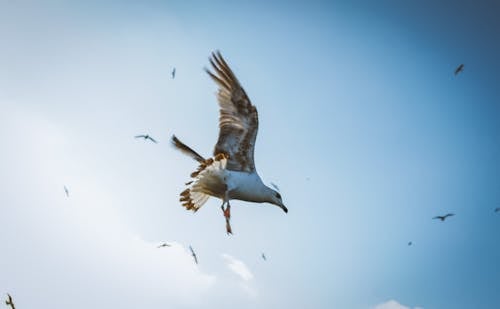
[172,67,176,79]
[454,64,464,76]
[189,245,198,264]
[5,293,15,309]
[408,241,412,246]
[172,51,287,235]
[433,213,455,221]
[157,243,171,248]
[135,134,157,143]
[261,253,266,261]
[64,185,69,197]
[495,207,500,213]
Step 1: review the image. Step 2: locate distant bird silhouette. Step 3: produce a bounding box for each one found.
[454,64,464,76]
[64,185,69,197]
[261,253,266,261]
[433,213,455,221]
[172,68,176,79]
[408,241,412,246]
[189,245,198,264]
[5,293,15,309]
[135,134,157,143]
[157,243,171,248]
[495,207,500,213]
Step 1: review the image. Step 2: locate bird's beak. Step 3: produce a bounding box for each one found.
[277,201,288,213]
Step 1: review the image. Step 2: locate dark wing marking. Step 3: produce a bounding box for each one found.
[205,51,259,172]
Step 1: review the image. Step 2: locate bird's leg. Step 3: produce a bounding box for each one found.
[220,195,232,234]
[224,202,231,220]
[225,201,232,235]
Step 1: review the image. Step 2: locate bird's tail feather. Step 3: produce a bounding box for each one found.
[171,135,206,163]
[180,153,228,212]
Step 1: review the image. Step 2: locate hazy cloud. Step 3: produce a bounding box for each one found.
[221,253,254,281]
[372,300,423,309]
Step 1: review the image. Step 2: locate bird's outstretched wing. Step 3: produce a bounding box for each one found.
[432,216,442,220]
[135,135,146,138]
[171,135,206,163]
[454,64,464,75]
[147,136,158,143]
[189,245,198,264]
[445,213,455,218]
[205,51,258,172]
[5,294,15,309]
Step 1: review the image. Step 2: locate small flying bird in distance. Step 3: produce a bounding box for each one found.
[5,293,15,309]
[64,185,69,197]
[172,67,176,79]
[261,253,266,261]
[494,207,500,213]
[408,241,412,246]
[172,51,287,235]
[454,64,464,76]
[135,134,157,143]
[189,245,198,264]
[433,213,455,221]
[157,243,171,248]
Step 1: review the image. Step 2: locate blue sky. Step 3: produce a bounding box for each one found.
[1,1,499,308]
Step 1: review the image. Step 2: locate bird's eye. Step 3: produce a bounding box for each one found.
[276,193,281,199]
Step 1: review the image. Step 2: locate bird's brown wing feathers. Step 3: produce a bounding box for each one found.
[205,51,258,172]
[171,135,206,163]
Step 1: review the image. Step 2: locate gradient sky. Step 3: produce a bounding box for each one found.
[1,1,499,309]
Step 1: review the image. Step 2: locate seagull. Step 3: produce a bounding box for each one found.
[5,293,15,309]
[261,253,266,261]
[433,213,455,221]
[454,64,464,76]
[64,185,69,197]
[189,245,198,264]
[135,134,157,143]
[157,243,171,248]
[172,51,287,234]
[172,67,176,79]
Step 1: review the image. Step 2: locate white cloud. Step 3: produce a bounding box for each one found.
[220,254,257,299]
[221,254,254,281]
[372,300,423,309]
[0,107,216,308]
